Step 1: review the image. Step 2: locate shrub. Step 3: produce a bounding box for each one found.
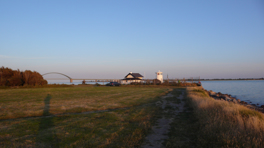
[0,66,47,86]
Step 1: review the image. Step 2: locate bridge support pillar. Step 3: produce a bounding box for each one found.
[70,79,73,83]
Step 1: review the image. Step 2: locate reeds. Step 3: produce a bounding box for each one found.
[187,87,264,147]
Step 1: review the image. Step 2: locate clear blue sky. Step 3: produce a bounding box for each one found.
[1,0,264,79]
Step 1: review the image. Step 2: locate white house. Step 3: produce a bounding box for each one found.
[121,72,143,84]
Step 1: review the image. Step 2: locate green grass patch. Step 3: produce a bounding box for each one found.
[0,86,174,147]
[0,105,160,147]
[191,89,209,97]
[0,86,168,119]
[239,109,263,119]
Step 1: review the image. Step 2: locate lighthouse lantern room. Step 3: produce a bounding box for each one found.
[156,70,163,83]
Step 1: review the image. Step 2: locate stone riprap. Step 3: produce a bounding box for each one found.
[202,88,264,113]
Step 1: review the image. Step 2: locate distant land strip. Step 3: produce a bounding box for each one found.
[200,78,264,81]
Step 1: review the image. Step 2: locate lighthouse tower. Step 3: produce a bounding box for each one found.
[156,70,163,83]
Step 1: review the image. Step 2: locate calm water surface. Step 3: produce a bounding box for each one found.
[201,80,264,106]
[48,80,107,85]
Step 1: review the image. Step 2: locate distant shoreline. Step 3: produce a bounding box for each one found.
[200,79,264,81]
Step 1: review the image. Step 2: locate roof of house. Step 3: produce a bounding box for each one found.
[131,73,143,78]
[122,78,142,80]
[124,73,143,79]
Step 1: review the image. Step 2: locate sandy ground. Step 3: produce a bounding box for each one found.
[141,90,185,148]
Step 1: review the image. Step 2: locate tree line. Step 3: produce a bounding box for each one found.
[0,66,47,86]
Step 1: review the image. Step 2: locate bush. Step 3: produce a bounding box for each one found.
[0,66,47,86]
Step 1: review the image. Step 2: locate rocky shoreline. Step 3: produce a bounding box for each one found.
[201,88,264,113]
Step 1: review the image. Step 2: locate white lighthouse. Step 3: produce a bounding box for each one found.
[156,70,163,83]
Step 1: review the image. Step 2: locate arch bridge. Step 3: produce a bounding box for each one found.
[42,72,73,83]
[42,72,121,83]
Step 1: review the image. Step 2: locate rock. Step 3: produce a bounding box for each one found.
[216,93,223,98]
[222,94,229,99]
[241,101,248,105]
[237,99,241,103]
[257,108,264,113]
[219,96,225,100]
[224,96,231,101]
[214,97,220,100]
[260,105,264,108]
[257,108,263,111]
[209,91,216,96]
[230,97,236,100]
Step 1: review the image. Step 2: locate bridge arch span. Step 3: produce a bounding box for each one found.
[42,72,72,82]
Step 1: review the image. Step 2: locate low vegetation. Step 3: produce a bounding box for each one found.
[0,86,170,147]
[187,87,264,147]
[2,85,264,147]
[0,86,168,120]
[0,104,161,148]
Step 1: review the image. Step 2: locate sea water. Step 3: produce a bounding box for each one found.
[201,80,264,106]
[48,80,106,85]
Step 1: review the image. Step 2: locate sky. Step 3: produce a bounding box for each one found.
[1,0,264,79]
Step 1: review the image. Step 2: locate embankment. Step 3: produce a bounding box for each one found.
[187,87,264,147]
[202,88,264,113]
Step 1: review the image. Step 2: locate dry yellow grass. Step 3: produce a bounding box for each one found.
[187,87,264,147]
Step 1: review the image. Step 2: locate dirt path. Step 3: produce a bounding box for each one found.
[141,90,185,148]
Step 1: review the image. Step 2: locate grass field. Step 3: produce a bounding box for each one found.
[0,86,168,120]
[0,86,170,147]
[3,85,263,147]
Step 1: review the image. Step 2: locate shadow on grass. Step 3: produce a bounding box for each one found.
[36,94,59,147]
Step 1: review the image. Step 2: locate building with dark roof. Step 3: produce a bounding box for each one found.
[121,72,143,84]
